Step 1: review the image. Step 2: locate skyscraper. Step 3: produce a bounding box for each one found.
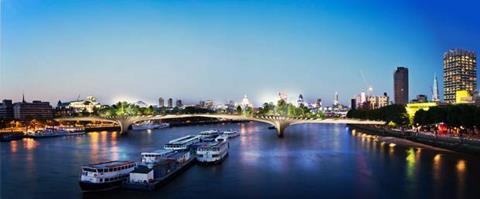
[443,49,477,104]
[167,98,173,108]
[333,92,339,106]
[394,67,409,104]
[158,97,164,107]
[175,99,183,108]
[432,74,439,102]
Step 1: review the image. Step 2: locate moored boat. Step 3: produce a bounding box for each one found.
[196,140,229,165]
[79,161,136,192]
[164,135,201,150]
[123,151,194,191]
[222,130,239,138]
[198,130,220,138]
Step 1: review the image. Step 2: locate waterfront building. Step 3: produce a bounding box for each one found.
[176,99,183,108]
[13,100,53,120]
[0,99,14,119]
[62,96,102,113]
[168,98,173,108]
[394,67,409,104]
[432,74,440,102]
[443,49,477,104]
[354,92,388,110]
[158,97,164,108]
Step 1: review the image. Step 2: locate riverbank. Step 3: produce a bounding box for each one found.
[348,124,480,156]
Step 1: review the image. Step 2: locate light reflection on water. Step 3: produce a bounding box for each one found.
[2,123,479,198]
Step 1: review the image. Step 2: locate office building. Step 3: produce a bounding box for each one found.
[13,100,53,120]
[167,98,173,108]
[0,99,14,119]
[394,67,409,104]
[443,49,477,103]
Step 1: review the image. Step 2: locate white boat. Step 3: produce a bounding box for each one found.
[196,140,229,164]
[79,160,136,192]
[27,128,69,138]
[141,149,175,165]
[59,126,85,133]
[198,130,220,138]
[132,121,169,130]
[215,135,229,142]
[222,130,239,138]
[164,135,201,150]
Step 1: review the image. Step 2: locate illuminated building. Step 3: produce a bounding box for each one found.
[405,102,438,120]
[455,90,474,104]
[394,67,409,104]
[62,96,102,113]
[354,92,389,109]
[443,49,477,104]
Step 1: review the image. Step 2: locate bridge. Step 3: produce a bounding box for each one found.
[56,114,384,137]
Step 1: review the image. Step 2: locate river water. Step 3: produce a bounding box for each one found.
[1,122,479,199]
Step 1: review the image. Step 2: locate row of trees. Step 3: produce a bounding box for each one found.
[254,100,324,118]
[346,104,409,126]
[99,102,156,117]
[414,105,480,129]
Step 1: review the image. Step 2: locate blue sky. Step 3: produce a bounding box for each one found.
[1,0,479,106]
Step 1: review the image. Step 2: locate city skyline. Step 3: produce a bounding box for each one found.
[1,0,480,105]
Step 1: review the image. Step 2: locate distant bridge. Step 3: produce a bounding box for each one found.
[56,114,384,137]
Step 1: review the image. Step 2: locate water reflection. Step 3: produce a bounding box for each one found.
[10,140,17,153]
[2,124,479,198]
[406,148,416,182]
[89,132,100,162]
[23,138,38,150]
[456,160,466,198]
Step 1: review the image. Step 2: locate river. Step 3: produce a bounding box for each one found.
[1,122,479,198]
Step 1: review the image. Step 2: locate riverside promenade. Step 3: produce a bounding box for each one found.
[348,124,480,155]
